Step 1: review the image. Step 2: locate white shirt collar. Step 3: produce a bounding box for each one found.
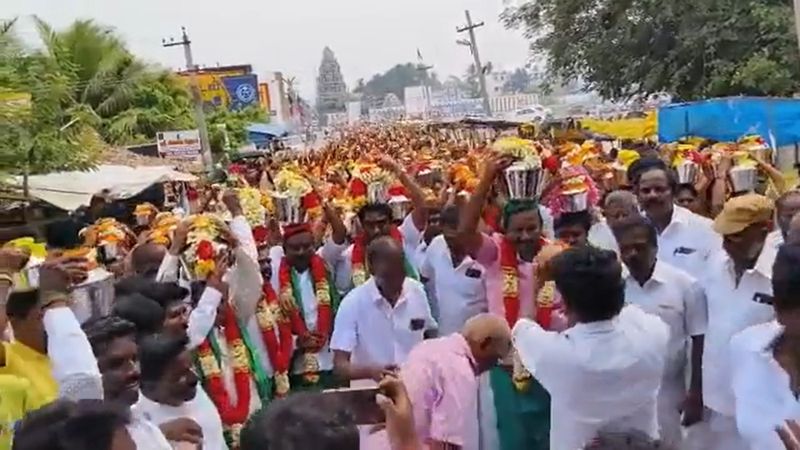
[622,260,668,285]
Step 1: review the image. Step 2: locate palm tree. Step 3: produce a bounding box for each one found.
[32,17,152,119]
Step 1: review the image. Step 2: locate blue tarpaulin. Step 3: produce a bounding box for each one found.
[657,97,800,147]
[246,122,289,149]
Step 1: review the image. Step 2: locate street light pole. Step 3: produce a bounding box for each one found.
[163,27,213,172]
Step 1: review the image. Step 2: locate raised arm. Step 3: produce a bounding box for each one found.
[39,257,103,400]
[458,155,514,255]
[379,156,429,231]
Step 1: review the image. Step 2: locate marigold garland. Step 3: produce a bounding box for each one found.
[196,302,252,448]
[351,226,404,286]
[255,283,293,397]
[279,254,332,385]
[499,235,555,391]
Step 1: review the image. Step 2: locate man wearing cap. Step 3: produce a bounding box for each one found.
[267,199,349,391]
[685,194,777,450]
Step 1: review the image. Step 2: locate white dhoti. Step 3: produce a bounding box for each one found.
[656,377,684,448]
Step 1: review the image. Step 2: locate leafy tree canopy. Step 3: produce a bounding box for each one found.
[502,0,800,100]
[354,63,442,105]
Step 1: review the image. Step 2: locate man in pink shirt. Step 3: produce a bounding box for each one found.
[400,314,512,450]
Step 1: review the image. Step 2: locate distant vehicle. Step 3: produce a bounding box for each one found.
[277,135,305,152]
[511,105,551,122]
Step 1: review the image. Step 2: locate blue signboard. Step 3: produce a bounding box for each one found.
[222,74,260,111]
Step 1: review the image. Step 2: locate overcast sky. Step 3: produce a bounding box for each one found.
[3,0,532,97]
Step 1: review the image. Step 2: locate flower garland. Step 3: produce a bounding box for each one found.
[279,254,332,385]
[196,302,252,449]
[255,283,293,397]
[499,235,553,392]
[351,226,404,286]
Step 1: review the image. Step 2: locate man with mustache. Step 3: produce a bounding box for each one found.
[614,215,707,448]
[628,157,722,276]
[458,154,562,450]
[687,194,776,450]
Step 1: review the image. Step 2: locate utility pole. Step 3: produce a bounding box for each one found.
[163,27,213,172]
[457,10,492,117]
[416,63,434,118]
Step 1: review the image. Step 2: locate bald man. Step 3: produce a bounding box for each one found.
[588,190,639,255]
[332,235,437,450]
[400,314,512,450]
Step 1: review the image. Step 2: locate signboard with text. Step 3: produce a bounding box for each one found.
[156,130,201,159]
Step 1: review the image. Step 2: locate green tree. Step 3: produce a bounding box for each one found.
[0,18,103,175]
[504,67,533,94]
[356,63,443,104]
[502,0,800,100]
[207,105,267,155]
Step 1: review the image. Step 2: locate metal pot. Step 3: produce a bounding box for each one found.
[366,183,390,204]
[503,163,546,200]
[676,161,698,184]
[613,166,629,187]
[70,269,115,324]
[729,165,758,193]
[273,194,307,224]
[388,197,412,220]
[563,191,589,212]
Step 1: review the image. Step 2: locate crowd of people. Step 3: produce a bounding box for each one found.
[2,123,800,450]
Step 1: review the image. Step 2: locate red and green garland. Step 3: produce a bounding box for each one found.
[279,254,333,385]
[255,283,293,397]
[498,235,555,392]
[196,302,251,448]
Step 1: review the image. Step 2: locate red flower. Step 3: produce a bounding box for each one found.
[252,225,269,246]
[543,155,560,173]
[349,179,367,197]
[196,240,214,260]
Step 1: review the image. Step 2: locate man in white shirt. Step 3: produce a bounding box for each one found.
[513,246,669,450]
[83,315,196,449]
[419,205,487,336]
[766,190,800,250]
[134,333,227,450]
[588,190,639,255]
[331,236,436,449]
[614,215,707,448]
[629,157,722,275]
[732,242,800,450]
[690,193,776,450]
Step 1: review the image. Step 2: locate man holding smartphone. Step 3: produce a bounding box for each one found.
[331,236,437,449]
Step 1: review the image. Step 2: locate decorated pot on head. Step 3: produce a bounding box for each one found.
[561,176,591,213]
[387,185,412,221]
[272,167,313,225]
[237,187,267,228]
[133,202,158,227]
[351,162,393,205]
[671,144,703,184]
[182,214,230,281]
[493,137,546,200]
[728,154,759,194]
[80,218,134,264]
[738,134,771,163]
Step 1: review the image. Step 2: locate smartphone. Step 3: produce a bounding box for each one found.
[319,387,385,425]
